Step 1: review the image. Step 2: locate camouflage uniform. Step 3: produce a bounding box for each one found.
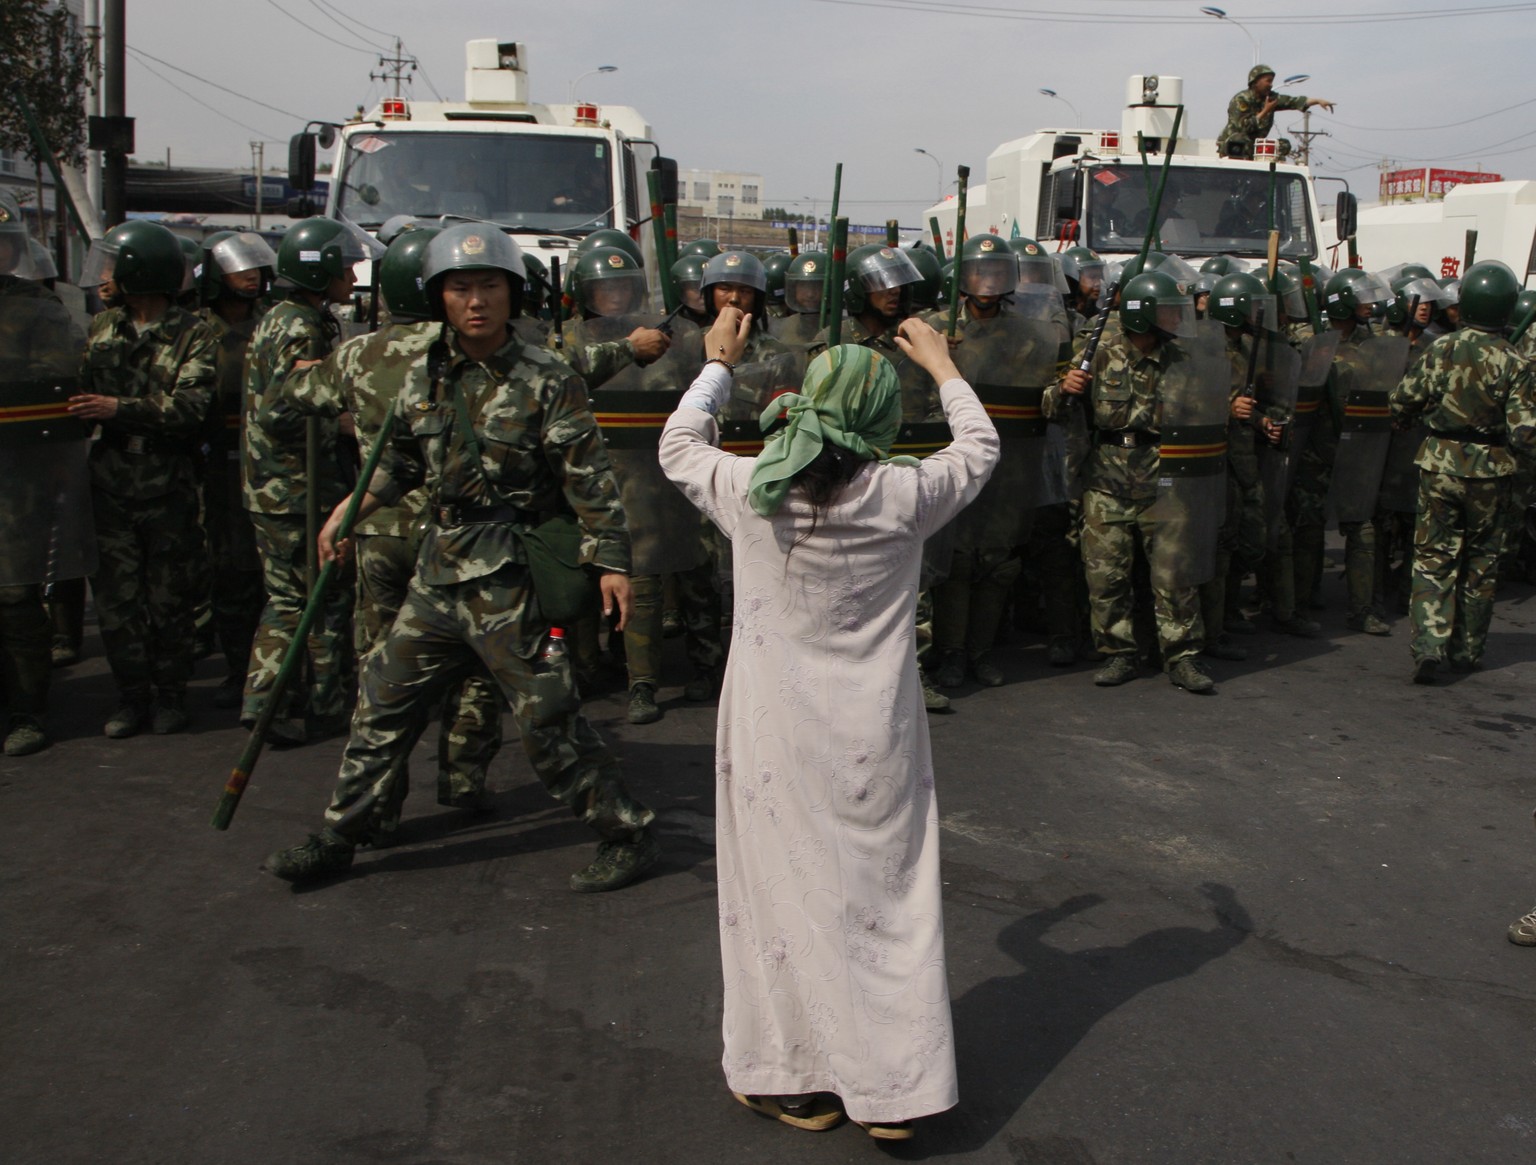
[278,321,503,834]
[1216,84,1310,160]
[1200,331,1267,639]
[1044,330,1205,669]
[1374,332,1435,611]
[1498,327,1536,578]
[201,310,266,690]
[321,328,652,845]
[83,304,217,705]
[0,277,90,737]
[1390,329,1536,667]
[241,292,351,726]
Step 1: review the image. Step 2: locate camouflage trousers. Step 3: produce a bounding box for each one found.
[355,532,504,837]
[0,585,51,716]
[203,457,264,682]
[933,547,1022,661]
[1290,460,1376,616]
[1201,471,1266,635]
[91,486,204,701]
[1409,472,1509,666]
[1081,489,1204,667]
[324,564,654,844]
[672,561,726,674]
[244,512,352,722]
[1498,467,1536,579]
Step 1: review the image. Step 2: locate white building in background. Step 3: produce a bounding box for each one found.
[679,169,763,218]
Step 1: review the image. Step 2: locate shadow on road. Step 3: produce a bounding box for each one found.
[911,883,1252,1160]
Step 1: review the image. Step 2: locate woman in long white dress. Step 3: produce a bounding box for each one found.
[659,310,999,1140]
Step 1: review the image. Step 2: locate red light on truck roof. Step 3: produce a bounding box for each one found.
[1099,132,1119,151]
[575,103,599,125]
[1254,139,1277,159]
[381,98,409,120]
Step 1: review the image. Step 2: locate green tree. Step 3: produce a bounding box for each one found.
[0,0,94,167]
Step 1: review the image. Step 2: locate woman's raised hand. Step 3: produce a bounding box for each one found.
[706,306,752,367]
[894,317,962,385]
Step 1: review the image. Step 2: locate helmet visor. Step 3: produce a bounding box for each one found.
[1399,276,1448,307]
[1157,255,1201,295]
[785,277,823,313]
[1352,273,1393,307]
[1154,296,1199,339]
[856,252,921,293]
[1438,279,1461,306]
[335,217,386,265]
[1277,282,1306,320]
[80,238,122,289]
[1,233,47,280]
[1016,251,1060,290]
[961,253,1018,298]
[582,270,646,317]
[209,232,278,277]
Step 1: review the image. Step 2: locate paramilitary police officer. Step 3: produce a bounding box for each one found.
[273,223,504,843]
[772,250,829,349]
[1216,65,1334,160]
[241,216,371,745]
[0,192,91,756]
[69,220,218,736]
[1390,261,1536,683]
[263,223,659,892]
[197,230,276,710]
[1050,269,1218,694]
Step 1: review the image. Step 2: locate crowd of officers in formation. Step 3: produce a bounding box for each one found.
[1,188,1534,883]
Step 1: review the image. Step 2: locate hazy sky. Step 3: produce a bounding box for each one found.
[122,0,1536,228]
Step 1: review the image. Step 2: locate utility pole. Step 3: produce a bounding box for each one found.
[100,0,128,227]
[251,141,264,229]
[371,38,417,97]
[84,0,102,213]
[1294,108,1328,166]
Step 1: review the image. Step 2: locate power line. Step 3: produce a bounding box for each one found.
[262,0,377,56]
[1327,96,1536,133]
[305,0,392,51]
[125,46,305,122]
[315,0,401,42]
[129,55,281,142]
[807,0,1536,26]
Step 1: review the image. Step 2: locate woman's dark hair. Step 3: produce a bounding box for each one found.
[789,442,864,553]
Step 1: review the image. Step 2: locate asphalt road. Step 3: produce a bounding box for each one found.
[5,563,1535,1165]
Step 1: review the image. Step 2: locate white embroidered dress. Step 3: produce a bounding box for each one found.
[660,369,998,1123]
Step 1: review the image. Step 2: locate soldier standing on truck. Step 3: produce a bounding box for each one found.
[1217,66,1334,160]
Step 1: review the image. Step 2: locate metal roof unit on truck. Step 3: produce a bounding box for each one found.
[284,39,677,307]
[925,74,1335,267]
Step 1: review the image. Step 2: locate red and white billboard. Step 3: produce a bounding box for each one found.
[1380,167,1501,202]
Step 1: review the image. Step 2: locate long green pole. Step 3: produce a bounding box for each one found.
[1297,256,1326,334]
[662,203,679,276]
[1135,106,1183,271]
[826,218,849,347]
[929,216,946,260]
[212,412,398,830]
[646,170,678,313]
[1136,132,1162,254]
[820,163,843,328]
[8,82,93,241]
[946,164,971,339]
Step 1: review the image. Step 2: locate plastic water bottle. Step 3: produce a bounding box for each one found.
[540,627,567,662]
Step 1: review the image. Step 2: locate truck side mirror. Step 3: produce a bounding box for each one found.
[289,132,317,192]
[653,156,679,206]
[1335,191,1357,242]
[1056,170,1083,222]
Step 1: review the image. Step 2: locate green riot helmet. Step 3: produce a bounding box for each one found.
[1458,260,1520,330]
[1208,271,1276,332]
[762,250,792,303]
[906,245,943,310]
[377,224,442,322]
[200,230,278,302]
[1007,236,1061,291]
[844,243,921,316]
[81,220,186,296]
[1436,276,1460,305]
[1111,250,1168,289]
[1199,255,1241,278]
[679,238,721,261]
[1060,245,1105,298]
[574,227,643,267]
[1511,289,1536,336]
[701,250,768,322]
[1155,253,1202,295]
[1273,262,1307,321]
[176,234,201,295]
[1322,267,1391,323]
[671,253,709,315]
[0,191,45,278]
[574,246,648,318]
[1398,262,1435,283]
[1386,273,1446,328]
[420,223,527,321]
[783,251,827,314]
[1120,269,1197,339]
[276,217,379,293]
[959,234,1019,301]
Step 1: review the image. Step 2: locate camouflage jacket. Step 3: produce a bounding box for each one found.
[82,303,217,499]
[708,326,800,423]
[368,328,630,585]
[554,319,654,390]
[281,320,438,537]
[1216,88,1309,154]
[2,276,83,379]
[1389,327,1536,478]
[242,292,346,515]
[201,309,262,454]
[1045,327,1174,502]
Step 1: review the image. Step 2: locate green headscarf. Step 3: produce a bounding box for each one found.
[746,344,915,517]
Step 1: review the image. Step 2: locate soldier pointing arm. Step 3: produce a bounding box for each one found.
[1218,65,1335,160]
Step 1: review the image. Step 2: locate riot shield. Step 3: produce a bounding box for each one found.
[721,340,805,425]
[1253,334,1303,546]
[771,312,822,351]
[579,314,709,575]
[1147,325,1229,590]
[1376,422,1426,513]
[1327,333,1410,524]
[0,294,96,587]
[1288,329,1339,471]
[947,297,1062,550]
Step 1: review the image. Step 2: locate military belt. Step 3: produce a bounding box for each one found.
[432,502,534,527]
[1093,428,1159,449]
[99,428,196,457]
[1431,427,1506,447]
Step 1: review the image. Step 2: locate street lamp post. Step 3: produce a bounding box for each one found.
[1038,88,1082,124]
[914,147,942,202]
[1199,7,1260,66]
[568,65,618,104]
